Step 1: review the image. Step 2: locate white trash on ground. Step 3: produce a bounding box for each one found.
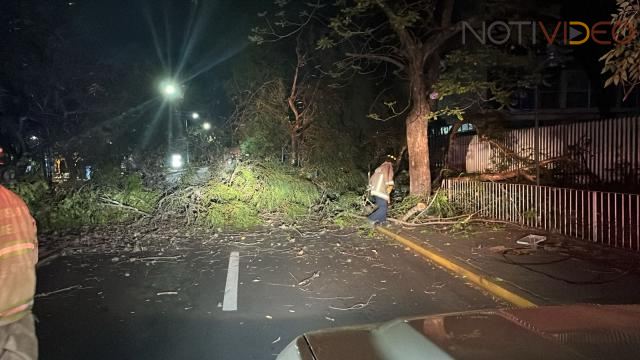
[516,234,547,248]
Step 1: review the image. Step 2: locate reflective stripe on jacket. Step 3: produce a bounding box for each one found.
[0,186,38,326]
[368,161,394,201]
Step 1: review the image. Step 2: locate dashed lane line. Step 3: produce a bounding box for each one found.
[222,251,240,311]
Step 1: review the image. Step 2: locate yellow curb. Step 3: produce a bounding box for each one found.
[376,226,538,309]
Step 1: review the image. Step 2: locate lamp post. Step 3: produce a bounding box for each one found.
[159,79,190,165]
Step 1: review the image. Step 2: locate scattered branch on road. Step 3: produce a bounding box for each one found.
[389,216,513,227]
[37,252,62,268]
[100,196,150,217]
[129,255,184,263]
[401,202,427,222]
[297,271,320,287]
[329,294,376,311]
[156,291,179,296]
[264,282,296,288]
[36,285,88,298]
[307,296,355,300]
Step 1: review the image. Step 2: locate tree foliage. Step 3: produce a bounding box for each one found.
[433,47,537,121]
[252,0,533,195]
[601,0,640,100]
[1,0,160,176]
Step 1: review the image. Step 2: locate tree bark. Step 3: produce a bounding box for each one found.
[433,121,462,186]
[290,129,299,166]
[406,58,431,195]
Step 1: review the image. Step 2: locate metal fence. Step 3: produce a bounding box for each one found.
[443,179,640,252]
[433,117,640,191]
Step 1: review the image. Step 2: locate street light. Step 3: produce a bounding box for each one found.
[202,122,212,131]
[159,79,181,100]
[191,112,200,120]
[158,78,191,164]
[170,153,183,169]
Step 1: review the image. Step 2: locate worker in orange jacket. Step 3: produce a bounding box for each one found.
[0,185,38,360]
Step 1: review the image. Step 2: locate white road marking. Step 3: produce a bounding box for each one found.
[222,251,240,311]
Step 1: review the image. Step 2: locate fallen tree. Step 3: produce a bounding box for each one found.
[462,156,565,182]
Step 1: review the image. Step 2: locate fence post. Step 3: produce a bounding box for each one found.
[592,191,598,243]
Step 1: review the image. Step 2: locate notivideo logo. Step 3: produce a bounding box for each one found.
[462,20,637,46]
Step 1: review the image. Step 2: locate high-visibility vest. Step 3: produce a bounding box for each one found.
[0,185,38,326]
[368,161,394,201]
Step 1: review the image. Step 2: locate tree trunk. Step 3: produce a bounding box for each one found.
[406,59,431,195]
[290,129,299,166]
[433,121,461,186]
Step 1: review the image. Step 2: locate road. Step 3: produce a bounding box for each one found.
[34,226,503,359]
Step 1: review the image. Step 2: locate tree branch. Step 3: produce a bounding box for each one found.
[440,0,455,27]
[422,17,481,63]
[345,52,405,71]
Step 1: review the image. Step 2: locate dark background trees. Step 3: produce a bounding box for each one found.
[2,0,636,194]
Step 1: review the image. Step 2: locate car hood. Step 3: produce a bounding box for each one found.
[278,304,640,360]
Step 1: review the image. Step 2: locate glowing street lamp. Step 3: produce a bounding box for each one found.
[191,112,200,120]
[159,79,181,100]
[202,122,212,131]
[170,153,184,169]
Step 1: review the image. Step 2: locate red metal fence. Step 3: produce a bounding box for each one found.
[443,179,640,252]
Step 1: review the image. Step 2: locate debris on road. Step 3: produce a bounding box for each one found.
[488,245,509,253]
[329,294,376,311]
[307,296,355,301]
[36,285,87,298]
[157,291,178,296]
[517,234,547,249]
[297,271,320,287]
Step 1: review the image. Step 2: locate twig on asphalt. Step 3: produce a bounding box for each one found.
[157,291,179,296]
[36,285,87,298]
[338,250,375,260]
[370,263,396,271]
[307,296,355,300]
[330,233,356,238]
[136,256,183,261]
[389,214,515,227]
[297,271,320,287]
[37,253,61,268]
[264,282,296,288]
[288,272,298,283]
[290,227,303,237]
[329,294,376,311]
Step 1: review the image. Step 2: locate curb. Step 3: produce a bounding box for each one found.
[376,226,538,309]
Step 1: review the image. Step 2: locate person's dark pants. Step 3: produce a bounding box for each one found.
[0,314,38,360]
[367,196,388,224]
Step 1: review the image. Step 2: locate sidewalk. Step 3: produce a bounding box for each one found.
[382,224,640,306]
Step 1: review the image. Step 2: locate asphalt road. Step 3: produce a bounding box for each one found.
[34,226,502,360]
